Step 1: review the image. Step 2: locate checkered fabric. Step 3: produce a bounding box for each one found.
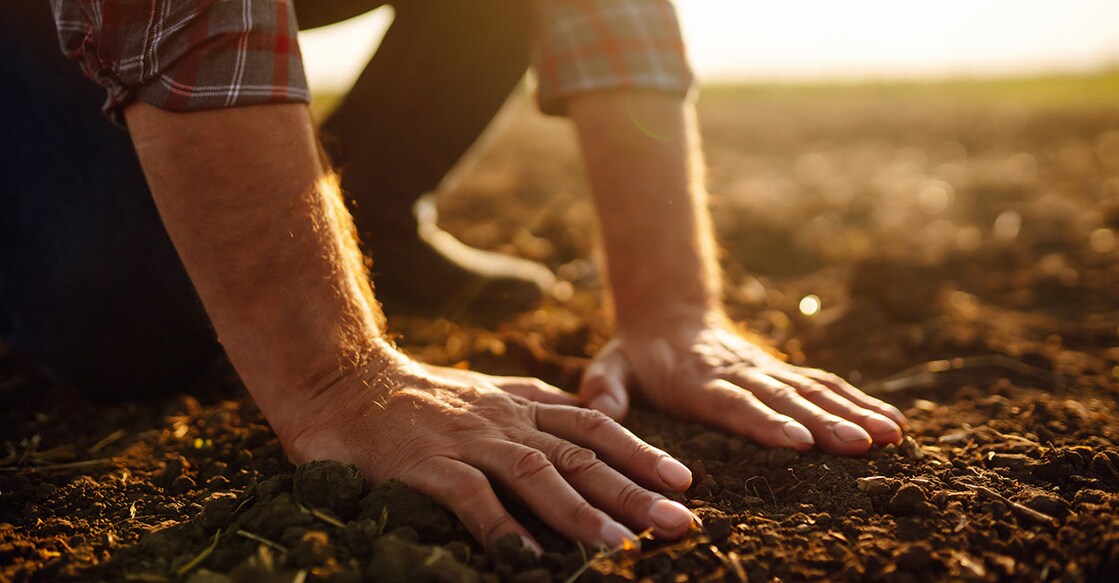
[51,0,309,122]
[533,0,694,115]
[50,0,692,120]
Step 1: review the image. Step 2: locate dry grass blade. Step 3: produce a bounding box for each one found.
[0,458,114,473]
[233,494,255,515]
[176,528,223,576]
[88,429,128,454]
[957,482,1058,527]
[306,506,346,528]
[236,529,288,552]
[561,529,654,583]
[709,546,748,583]
[745,475,776,505]
[870,354,1060,394]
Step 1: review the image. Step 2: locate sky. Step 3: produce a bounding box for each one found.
[298,1,1119,93]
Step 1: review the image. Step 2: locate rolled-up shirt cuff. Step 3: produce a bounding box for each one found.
[52,0,310,125]
[532,0,695,116]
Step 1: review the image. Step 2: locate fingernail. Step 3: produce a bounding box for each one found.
[865,414,901,438]
[649,499,695,534]
[834,420,872,443]
[782,422,815,446]
[589,394,623,419]
[656,457,693,490]
[520,536,544,557]
[600,521,639,550]
[885,404,908,427]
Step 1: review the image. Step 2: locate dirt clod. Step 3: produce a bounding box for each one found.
[896,543,935,570]
[368,533,479,583]
[1019,491,1067,516]
[358,480,464,543]
[293,460,365,520]
[856,475,898,497]
[889,484,932,516]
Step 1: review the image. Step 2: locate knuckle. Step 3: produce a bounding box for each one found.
[768,384,797,401]
[580,373,606,392]
[553,446,599,474]
[743,416,791,440]
[624,438,656,464]
[448,468,489,498]
[816,371,845,386]
[474,392,516,413]
[509,449,552,482]
[479,513,515,545]
[574,408,615,434]
[796,382,828,398]
[534,380,567,399]
[861,410,892,425]
[616,483,656,513]
[567,500,601,527]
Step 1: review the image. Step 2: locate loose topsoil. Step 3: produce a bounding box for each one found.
[3,79,1119,582]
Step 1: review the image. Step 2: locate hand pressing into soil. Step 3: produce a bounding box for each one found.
[568,93,906,456]
[277,343,699,554]
[578,316,907,456]
[124,103,696,555]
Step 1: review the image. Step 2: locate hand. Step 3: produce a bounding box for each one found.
[118,102,697,550]
[579,315,907,456]
[274,346,698,553]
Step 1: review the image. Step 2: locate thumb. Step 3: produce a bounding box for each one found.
[491,376,579,406]
[579,340,632,420]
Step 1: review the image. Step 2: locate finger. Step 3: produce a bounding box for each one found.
[692,379,816,451]
[579,340,631,420]
[800,369,908,428]
[535,404,693,492]
[435,367,578,406]
[768,370,902,445]
[399,457,541,555]
[462,439,639,550]
[725,370,874,456]
[488,375,579,406]
[526,434,696,540]
[431,366,503,393]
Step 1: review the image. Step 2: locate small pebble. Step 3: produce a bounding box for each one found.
[1020,491,1066,516]
[889,484,930,516]
[899,436,925,460]
[856,476,897,496]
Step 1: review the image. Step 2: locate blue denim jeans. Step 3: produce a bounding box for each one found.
[0,2,222,397]
[0,1,531,397]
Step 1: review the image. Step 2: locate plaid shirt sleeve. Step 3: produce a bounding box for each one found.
[50,0,309,122]
[532,0,694,116]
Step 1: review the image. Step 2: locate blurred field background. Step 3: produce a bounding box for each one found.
[298,5,1119,365]
[304,73,1119,379]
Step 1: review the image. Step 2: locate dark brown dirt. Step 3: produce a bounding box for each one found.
[3,79,1119,582]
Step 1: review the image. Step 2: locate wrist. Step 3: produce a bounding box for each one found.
[260,336,406,451]
[614,299,725,337]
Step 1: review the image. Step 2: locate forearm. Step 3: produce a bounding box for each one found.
[125,102,386,434]
[569,91,721,332]
[121,102,704,551]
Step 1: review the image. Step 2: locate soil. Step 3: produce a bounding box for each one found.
[3,78,1119,582]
